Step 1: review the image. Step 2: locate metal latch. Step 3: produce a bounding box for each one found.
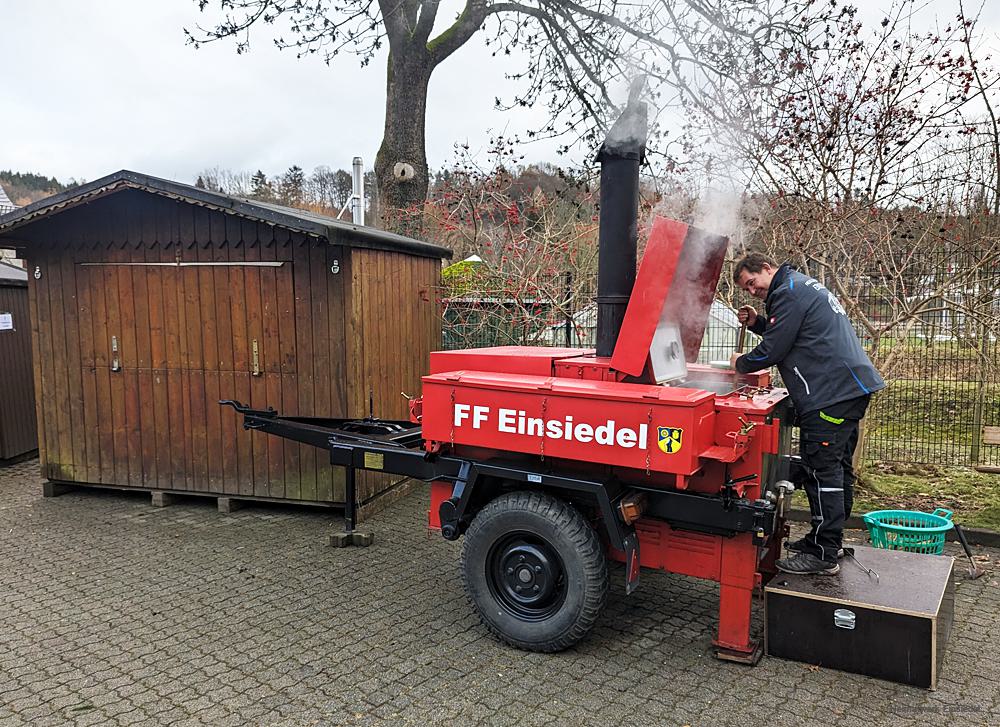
[111,336,120,372]
[833,608,856,630]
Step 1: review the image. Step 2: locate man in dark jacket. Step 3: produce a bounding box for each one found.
[730,253,886,575]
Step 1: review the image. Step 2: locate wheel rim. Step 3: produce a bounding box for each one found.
[486,531,567,621]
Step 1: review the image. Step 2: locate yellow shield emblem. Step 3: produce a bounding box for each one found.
[657,427,683,454]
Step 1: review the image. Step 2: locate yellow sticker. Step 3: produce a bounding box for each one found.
[657,426,683,454]
[363,451,384,470]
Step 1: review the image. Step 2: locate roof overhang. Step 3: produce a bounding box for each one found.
[0,170,452,260]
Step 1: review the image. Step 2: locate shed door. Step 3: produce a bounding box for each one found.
[76,261,297,496]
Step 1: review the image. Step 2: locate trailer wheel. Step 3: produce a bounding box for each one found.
[461,491,608,652]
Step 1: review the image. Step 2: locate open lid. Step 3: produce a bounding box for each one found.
[609,216,729,379]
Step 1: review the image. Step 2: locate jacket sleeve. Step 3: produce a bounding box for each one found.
[735,289,805,373]
[748,313,766,336]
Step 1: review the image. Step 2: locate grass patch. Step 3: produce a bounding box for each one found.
[791,464,1000,531]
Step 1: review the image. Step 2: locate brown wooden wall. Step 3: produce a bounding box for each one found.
[0,280,38,459]
[15,189,441,504]
[344,246,443,501]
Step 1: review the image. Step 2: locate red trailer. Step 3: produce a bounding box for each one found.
[223,95,798,663]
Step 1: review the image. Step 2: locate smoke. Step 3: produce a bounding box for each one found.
[647,185,763,363]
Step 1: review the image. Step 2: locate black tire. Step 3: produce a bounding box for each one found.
[461,491,608,652]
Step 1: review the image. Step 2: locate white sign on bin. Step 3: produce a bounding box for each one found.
[0,313,13,331]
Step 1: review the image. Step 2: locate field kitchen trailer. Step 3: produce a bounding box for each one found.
[223,94,797,663]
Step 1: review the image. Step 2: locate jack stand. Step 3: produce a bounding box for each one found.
[329,465,373,548]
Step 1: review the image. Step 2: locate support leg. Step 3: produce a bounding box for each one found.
[713,533,761,664]
[151,492,175,508]
[329,466,373,547]
[42,482,74,498]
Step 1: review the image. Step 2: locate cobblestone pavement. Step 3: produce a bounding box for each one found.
[1,458,997,727]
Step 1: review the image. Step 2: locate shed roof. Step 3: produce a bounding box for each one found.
[0,169,452,260]
[0,260,28,286]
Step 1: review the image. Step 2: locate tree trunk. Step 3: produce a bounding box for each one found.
[375,50,432,237]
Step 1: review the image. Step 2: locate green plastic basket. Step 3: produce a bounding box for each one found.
[862,508,953,555]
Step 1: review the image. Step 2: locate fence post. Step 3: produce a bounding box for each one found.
[564,271,573,348]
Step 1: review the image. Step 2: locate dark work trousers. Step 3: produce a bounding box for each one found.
[795,395,870,563]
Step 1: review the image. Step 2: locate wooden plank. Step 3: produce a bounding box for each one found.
[59,250,87,480]
[160,207,184,490]
[176,206,196,490]
[74,245,100,483]
[116,246,143,486]
[234,370,254,496]
[46,247,73,479]
[292,239,316,501]
[227,216,252,495]
[310,241,334,502]
[147,203,170,488]
[86,262,114,485]
[259,226,284,498]
[103,258,127,486]
[210,212,236,493]
[984,426,1000,446]
[25,254,47,471]
[275,231,299,499]
[195,208,221,493]
[244,219,269,497]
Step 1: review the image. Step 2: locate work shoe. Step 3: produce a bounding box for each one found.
[776,552,840,575]
[787,537,845,559]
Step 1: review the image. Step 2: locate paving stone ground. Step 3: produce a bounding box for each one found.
[0,458,997,727]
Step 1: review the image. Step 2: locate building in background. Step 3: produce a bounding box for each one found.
[0,183,22,267]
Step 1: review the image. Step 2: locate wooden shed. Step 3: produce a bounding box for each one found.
[0,170,450,511]
[0,261,38,462]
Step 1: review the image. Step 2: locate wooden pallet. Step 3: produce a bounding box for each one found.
[40,476,421,522]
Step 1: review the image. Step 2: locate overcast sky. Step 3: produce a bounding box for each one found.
[3,1,999,187]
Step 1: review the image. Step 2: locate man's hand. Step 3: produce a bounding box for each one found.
[737,305,758,327]
[730,353,741,370]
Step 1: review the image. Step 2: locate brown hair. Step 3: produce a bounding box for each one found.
[732,252,777,282]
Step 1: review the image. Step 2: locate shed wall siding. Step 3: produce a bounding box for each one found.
[22,191,370,502]
[346,246,442,501]
[0,283,38,459]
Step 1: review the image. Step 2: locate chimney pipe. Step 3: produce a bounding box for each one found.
[595,78,648,358]
[351,156,365,225]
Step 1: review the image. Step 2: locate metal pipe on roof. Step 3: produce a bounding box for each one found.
[352,157,365,225]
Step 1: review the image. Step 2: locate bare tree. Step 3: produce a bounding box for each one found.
[185,0,817,234]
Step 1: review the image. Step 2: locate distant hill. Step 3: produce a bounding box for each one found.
[0,171,74,207]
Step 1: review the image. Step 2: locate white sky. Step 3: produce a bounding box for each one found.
[2,0,998,186]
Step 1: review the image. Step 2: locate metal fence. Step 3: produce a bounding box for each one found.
[441,262,1000,467]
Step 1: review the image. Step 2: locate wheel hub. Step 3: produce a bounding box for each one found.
[487,534,567,621]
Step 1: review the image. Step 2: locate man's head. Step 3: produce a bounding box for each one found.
[733,253,779,300]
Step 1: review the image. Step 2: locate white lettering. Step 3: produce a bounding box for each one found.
[498,408,517,433]
[454,404,658,452]
[616,428,636,448]
[574,423,594,443]
[595,421,614,445]
[472,406,490,429]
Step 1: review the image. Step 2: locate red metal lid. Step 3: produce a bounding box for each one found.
[610,217,729,377]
